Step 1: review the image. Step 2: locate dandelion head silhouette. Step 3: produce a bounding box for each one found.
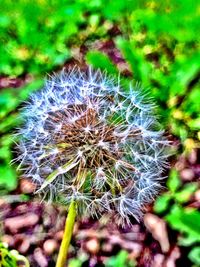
[16,68,170,225]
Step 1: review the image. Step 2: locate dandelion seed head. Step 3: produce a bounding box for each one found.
[16,67,170,225]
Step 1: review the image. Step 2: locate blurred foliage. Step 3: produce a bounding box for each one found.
[154,169,197,213]
[154,168,199,265]
[68,251,136,267]
[0,80,43,192]
[105,250,136,267]
[188,247,200,266]
[85,0,200,145]
[0,1,82,76]
[0,242,29,267]
[1,0,199,142]
[0,0,200,265]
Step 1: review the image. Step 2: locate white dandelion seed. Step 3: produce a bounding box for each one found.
[15,67,170,224]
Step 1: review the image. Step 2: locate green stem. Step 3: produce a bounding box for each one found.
[56,200,77,267]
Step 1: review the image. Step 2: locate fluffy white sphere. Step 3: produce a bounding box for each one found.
[16,68,170,225]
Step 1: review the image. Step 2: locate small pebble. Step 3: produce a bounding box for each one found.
[194,190,200,201]
[144,213,170,253]
[1,235,14,246]
[102,243,112,252]
[15,235,30,254]
[122,242,142,257]
[153,254,165,267]
[188,149,197,164]
[34,248,48,267]
[85,238,100,254]
[43,239,58,255]
[180,168,195,181]
[5,213,39,233]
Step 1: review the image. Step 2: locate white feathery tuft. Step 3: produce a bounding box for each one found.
[15,67,171,225]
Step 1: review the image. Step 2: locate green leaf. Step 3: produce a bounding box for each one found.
[167,169,181,193]
[116,37,152,85]
[0,113,21,133]
[0,166,17,191]
[68,253,87,267]
[187,118,200,130]
[166,205,200,244]
[0,79,43,120]
[154,193,171,213]
[86,50,118,74]
[170,54,200,96]
[68,258,83,267]
[183,87,200,116]
[0,242,29,266]
[188,247,200,265]
[116,38,140,79]
[179,234,199,247]
[174,183,197,203]
[105,250,136,267]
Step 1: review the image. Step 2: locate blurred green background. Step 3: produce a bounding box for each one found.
[0,0,200,266]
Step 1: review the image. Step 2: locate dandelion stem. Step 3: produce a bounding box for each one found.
[56,200,77,267]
